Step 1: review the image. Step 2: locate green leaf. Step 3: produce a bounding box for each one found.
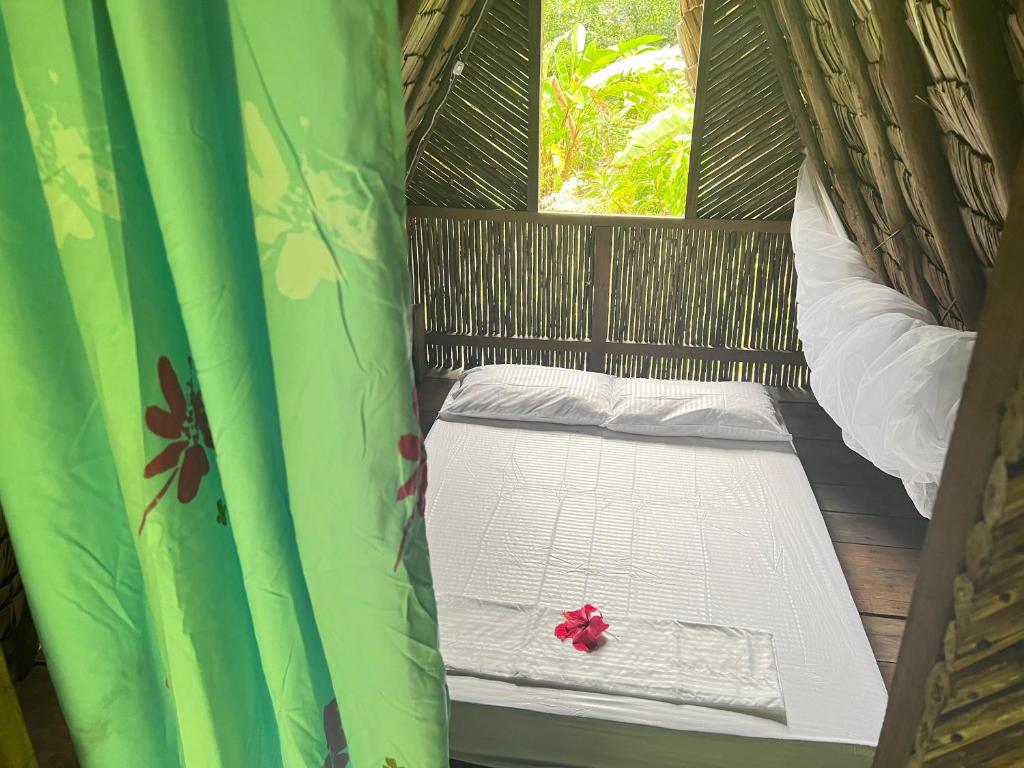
[611,104,693,168]
[582,46,685,90]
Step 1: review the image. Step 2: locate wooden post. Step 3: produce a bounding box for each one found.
[412,303,427,383]
[525,0,542,212]
[588,226,613,373]
[874,155,1024,767]
[755,0,829,195]
[684,0,718,218]
[818,0,936,314]
[950,0,1024,216]
[769,0,888,283]
[871,0,987,329]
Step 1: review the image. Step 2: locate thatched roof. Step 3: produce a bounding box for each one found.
[685,0,804,220]
[399,0,1022,330]
[401,0,537,210]
[757,0,1024,331]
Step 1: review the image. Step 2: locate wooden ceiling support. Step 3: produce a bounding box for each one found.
[406,0,491,176]
[818,0,935,315]
[874,153,1024,768]
[398,0,419,44]
[405,0,475,136]
[950,0,1024,218]
[768,0,887,282]
[872,0,986,329]
[525,0,541,212]
[755,0,829,209]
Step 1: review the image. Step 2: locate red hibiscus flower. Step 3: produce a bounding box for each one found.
[554,604,609,652]
[393,390,427,570]
[139,356,214,534]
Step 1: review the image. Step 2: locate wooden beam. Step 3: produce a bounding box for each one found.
[412,303,427,383]
[587,226,612,373]
[755,0,830,197]
[398,0,419,44]
[950,0,1024,217]
[769,0,888,283]
[406,0,492,176]
[407,205,793,233]
[874,154,1024,767]
[684,0,719,218]
[525,0,541,212]
[425,334,589,355]
[872,0,987,329]
[601,342,806,366]
[405,0,475,138]
[818,0,935,314]
[425,332,807,366]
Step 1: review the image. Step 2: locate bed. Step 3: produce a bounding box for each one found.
[424,366,887,767]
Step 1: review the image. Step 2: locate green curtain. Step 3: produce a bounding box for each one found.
[0,1,447,766]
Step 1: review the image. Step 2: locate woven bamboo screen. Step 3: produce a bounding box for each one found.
[606,226,802,382]
[405,0,534,209]
[408,210,808,387]
[408,212,593,369]
[687,0,805,221]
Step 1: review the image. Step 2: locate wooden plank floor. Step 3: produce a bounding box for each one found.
[418,375,926,691]
[771,387,925,689]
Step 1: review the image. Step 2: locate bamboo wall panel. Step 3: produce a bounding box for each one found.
[605,227,803,384]
[409,211,808,386]
[688,0,805,221]
[405,0,533,209]
[409,213,594,369]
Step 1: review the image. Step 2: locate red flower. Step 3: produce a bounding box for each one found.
[394,390,427,570]
[554,604,609,652]
[139,356,214,534]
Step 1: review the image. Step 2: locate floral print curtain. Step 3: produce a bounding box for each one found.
[0,1,447,766]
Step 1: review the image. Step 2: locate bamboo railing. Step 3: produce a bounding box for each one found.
[408,207,808,387]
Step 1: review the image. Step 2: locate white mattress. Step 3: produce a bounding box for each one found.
[425,407,887,767]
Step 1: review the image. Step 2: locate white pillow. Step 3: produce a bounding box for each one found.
[441,365,611,426]
[605,378,790,441]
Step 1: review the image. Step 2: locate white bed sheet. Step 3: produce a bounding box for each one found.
[425,406,887,766]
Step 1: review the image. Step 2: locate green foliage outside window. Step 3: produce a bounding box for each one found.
[541,0,694,216]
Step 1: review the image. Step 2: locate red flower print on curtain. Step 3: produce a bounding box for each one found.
[393,390,426,570]
[139,356,214,534]
[322,698,349,768]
